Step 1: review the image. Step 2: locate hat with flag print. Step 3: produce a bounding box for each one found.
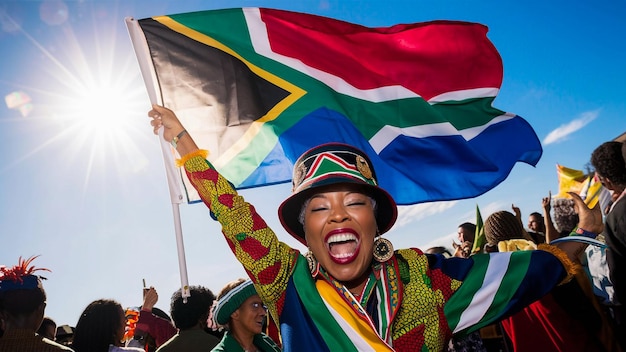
[278,143,397,245]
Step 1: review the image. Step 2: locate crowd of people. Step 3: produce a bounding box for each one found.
[1,105,624,352]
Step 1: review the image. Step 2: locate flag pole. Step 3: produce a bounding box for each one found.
[125,17,191,302]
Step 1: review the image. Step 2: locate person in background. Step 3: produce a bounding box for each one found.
[453,222,476,258]
[156,285,221,351]
[528,211,546,234]
[0,256,74,352]
[38,316,58,341]
[545,194,581,243]
[72,299,144,352]
[424,246,453,258]
[512,203,547,244]
[128,287,177,351]
[590,140,626,350]
[484,209,617,352]
[55,325,75,347]
[208,278,280,352]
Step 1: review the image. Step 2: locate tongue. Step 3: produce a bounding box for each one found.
[329,241,357,257]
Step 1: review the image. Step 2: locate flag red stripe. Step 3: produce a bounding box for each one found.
[259,8,503,101]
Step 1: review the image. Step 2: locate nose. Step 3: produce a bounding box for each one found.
[328,204,350,223]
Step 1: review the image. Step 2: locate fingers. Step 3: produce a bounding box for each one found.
[567,192,585,209]
[148,105,164,135]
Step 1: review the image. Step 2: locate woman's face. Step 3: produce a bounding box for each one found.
[303,184,378,284]
[232,294,267,336]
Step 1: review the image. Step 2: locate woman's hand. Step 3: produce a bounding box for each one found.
[148,104,199,156]
[568,192,604,234]
[148,104,185,142]
[511,204,522,223]
[542,191,551,212]
[141,287,159,312]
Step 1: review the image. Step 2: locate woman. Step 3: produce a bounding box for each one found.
[148,104,602,351]
[72,299,144,352]
[209,278,281,352]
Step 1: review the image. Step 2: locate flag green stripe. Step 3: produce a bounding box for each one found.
[444,254,490,329]
[444,252,533,334]
[484,251,531,321]
[220,95,503,184]
[168,9,255,51]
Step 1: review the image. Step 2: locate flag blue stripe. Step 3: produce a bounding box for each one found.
[243,107,541,205]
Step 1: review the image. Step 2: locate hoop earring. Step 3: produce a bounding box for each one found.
[305,250,318,275]
[373,237,394,262]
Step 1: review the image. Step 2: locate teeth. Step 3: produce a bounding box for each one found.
[327,233,357,244]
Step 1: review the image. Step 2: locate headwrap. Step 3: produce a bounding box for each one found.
[208,279,257,328]
[0,255,49,293]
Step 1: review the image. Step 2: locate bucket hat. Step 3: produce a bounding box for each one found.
[278,143,397,245]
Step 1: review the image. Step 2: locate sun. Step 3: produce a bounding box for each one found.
[7,2,155,184]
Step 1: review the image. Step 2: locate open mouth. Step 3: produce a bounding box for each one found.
[325,229,361,264]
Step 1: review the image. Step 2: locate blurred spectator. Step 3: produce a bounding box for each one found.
[37,316,57,341]
[485,210,617,351]
[590,140,626,350]
[55,325,75,347]
[0,255,74,351]
[208,278,280,352]
[511,204,546,244]
[127,287,177,351]
[156,285,220,351]
[453,222,476,258]
[550,197,580,239]
[528,211,546,234]
[424,246,452,258]
[72,299,144,352]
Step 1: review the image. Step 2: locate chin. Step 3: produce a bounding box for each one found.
[330,264,368,282]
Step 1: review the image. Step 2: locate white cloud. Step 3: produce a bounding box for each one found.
[395,201,457,228]
[543,110,600,145]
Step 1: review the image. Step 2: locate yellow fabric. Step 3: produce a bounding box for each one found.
[497,239,536,252]
[176,149,209,167]
[555,164,586,198]
[554,164,602,208]
[316,279,393,351]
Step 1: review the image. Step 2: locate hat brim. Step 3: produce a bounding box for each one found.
[278,178,397,246]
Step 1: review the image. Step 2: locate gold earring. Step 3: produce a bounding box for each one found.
[373,237,394,262]
[305,250,318,274]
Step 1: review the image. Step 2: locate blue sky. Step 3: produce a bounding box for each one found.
[1,0,625,328]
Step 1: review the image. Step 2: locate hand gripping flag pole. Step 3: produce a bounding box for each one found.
[125,17,191,303]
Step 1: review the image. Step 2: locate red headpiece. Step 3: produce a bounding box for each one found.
[0,255,50,292]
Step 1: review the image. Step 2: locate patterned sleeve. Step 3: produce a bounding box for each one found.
[441,246,569,335]
[180,151,298,313]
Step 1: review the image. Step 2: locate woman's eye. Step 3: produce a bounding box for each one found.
[311,206,327,212]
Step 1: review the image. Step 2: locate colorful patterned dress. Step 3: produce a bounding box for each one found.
[181,151,573,352]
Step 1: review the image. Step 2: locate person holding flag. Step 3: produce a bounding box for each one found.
[147,104,604,351]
